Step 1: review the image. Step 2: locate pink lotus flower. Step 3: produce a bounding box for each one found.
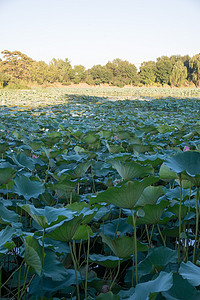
[114,136,118,140]
[183,146,190,151]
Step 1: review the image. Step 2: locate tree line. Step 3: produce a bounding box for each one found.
[0,50,200,88]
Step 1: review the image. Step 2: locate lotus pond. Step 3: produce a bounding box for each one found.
[0,91,200,299]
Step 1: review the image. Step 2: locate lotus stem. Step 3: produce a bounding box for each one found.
[114,208,121,239]
[178,175,183,264]
[145,224,151,247]
[110,259,120,291]
[85,226,90,300]
[131,210,138,285]
[69,242,80,300]
[157,224,166,246]
[193,187,199,264]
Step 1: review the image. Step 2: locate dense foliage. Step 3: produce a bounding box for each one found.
[0,91,200,299]
[0,50,200,88]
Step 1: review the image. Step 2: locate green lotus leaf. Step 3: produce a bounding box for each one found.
[106,143,125,154]
[107,160,153,180]
[24,236,42,276]
[89,254,124,268]
[73,224,93,240]
[12,152,35,171]
[162,273,200,300]
[90,177,159,209]
[179,261,200,286]
[45,216,83,242]
[130,271,173,300]
[19,204,77,229]
[12,175,45,200]
[159,163,177,181]
[127,200,169,225]
[0,167,17,185]
[137,247,178,279]
[136,186,164,206]
[101,233,148,258]
[0,202,18,224]
[0,226,17,254]
[43,249,68,281]
[165,151,200,180]
[72,160,92,178]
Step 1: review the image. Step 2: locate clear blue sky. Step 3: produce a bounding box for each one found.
[0,0,199,69]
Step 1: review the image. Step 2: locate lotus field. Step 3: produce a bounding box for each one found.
[0,89,200,299]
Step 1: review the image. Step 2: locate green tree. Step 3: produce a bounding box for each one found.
[89,65,113,85]
[170,60,187,87]
[106,59,138,86]
[1,50,34,81]
[156,56,173,85]
[49,58,72,84]
[139,61,156,86]
[31,61,51,84]
[71,65,86,84]
[190,54,200,87]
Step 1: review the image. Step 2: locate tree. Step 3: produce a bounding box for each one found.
[49,58,72,83]
[139,61,156,86]
[106,59,138,86]
[1,50,34,81]
[156,56,173,85]
[89,65,113,84]
[31,61,51,84]
[170,60,187,87]
[71,65,86,84]
[190,54,200,87]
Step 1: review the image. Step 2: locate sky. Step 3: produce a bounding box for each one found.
[0,0,200,69]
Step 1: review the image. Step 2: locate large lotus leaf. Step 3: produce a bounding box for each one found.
[165,151,200,177]
[107,160,153,180]
[159,164,177,181]
[89,254,124,268]
[101,234,148,258]
[45,216,83,242]
[169,203,188,219]
[73,224,93,240]
[29,269,80,296]
[128,143,152,154]
[92,161,111,177]
[72,160,92,178]
[0,167,17,185]
[83,133,98,144]
[51,179,77,195]
[137,247,178,279]
[0,202,18,224]
[179,261,200,286]
[137,153,166,168]
[89,177,159,209]
[29,141,44,151]
[24,236,42,276]
[162,274,200,300]
[136,186,164,206]
[130,271,173,300]
[127,200,169,225]
[100,218,133,238]
[12,152,35,171]
[43,249,68,281]
[106,143,125,154]
[65,203,97,224]
[0,226,16,254]
[19,204,77,229]
[98,130,113,139]
[12,175,45,200]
